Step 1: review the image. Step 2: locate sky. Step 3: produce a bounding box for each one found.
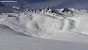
[0,0,88,9]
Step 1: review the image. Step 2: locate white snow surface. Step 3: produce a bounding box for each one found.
[0,6,88,50]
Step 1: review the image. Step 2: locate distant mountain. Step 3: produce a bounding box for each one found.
[1,0,88,9]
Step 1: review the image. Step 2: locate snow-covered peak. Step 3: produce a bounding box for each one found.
[0,3,88,15]
[0,3,88,39]
[1,3,88,50]
[12,6,23,9]
[0,3,25,13]
[41,6,56,13]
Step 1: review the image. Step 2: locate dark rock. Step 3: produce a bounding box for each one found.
[0,3,5,7]
[62,8,69,12]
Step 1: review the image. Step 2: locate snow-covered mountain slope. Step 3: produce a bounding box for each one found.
[1,32,88,50]
[0,3,88,50]
[0,5,88,41]
[0,22,88,50]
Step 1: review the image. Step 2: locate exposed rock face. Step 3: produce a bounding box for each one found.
[62,8,69,12]
[42,6,56,13]
[0,3,5,7]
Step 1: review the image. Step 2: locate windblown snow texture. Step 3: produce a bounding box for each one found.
[0,4,88,50]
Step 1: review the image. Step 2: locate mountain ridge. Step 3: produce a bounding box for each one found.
[0,3,88,42]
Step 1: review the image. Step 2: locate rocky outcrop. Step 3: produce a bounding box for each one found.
[0,3,5,7]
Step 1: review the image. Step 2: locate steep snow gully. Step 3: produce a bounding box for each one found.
[0,4,88,43]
